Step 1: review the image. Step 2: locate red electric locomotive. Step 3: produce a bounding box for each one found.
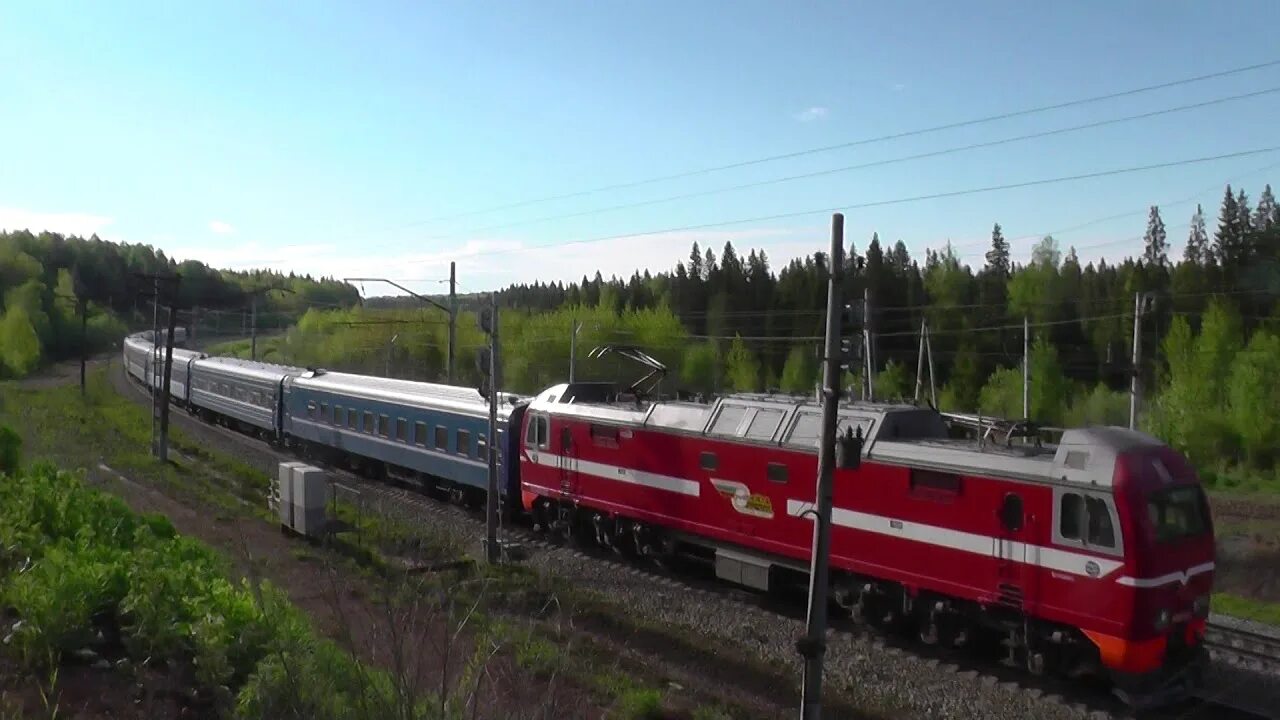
[518,381,1214,707]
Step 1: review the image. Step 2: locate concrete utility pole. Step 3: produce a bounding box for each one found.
[250,294,258,360]
[862,286,874,401]
[449,262,457,384]
[158,302,179,462]
[569,318,582,382]
[79,297,88,396]
[1022,315,1030,420]
[481,293,503,564]
[386,333,399,377]
[799,213,845,720]
[151,278,161,449]
[1130,292,1153,430]
[915,317,927,403]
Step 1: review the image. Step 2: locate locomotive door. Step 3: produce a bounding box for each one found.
[556,424,576,497]
[995,492,1027,612]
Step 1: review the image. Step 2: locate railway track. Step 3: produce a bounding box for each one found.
[1205,623,1280,673]
[114,370,1280,719]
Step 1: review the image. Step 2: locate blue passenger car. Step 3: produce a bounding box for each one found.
[283,370,526,498]
[188,357,306,438]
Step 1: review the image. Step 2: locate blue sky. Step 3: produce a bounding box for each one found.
[2,1,1279,294]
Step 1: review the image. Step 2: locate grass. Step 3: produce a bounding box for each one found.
[0,368,274,521]
[1199,463,1280,496]
[1213,592,1280,626]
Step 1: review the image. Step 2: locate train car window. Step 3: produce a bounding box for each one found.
[525,417,538,446]
[363,411,374,434]
[320,403,328,421]
[909,469,962,500]
[378,415,390,438]
[396,419,407,442]
[347,409,357,430]
[767,462,788,483]
[700,452,718,471]
[786,412,823,447]
[477,434,487,459]
[457,430,471,457]
[414,422,427,446]
[709,405,748,435]
[435,426,447,451]
[745,408,786,440]
[590,424,620,448]
[307,401,317,417]
[335,406,344,426]
[1059,493,1083,541]
[1085,497,1116,548]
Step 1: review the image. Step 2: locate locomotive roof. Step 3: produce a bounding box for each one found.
[292,370,525,418]
[528,383,1164,488]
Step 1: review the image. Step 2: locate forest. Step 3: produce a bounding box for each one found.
[237,183,1280,490]
[0,229,360,376]
[3,183,1278,489]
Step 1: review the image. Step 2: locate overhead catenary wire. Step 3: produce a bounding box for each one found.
[406,146,1280,265]
[420,86,1280,241]
[396,58,1280,227]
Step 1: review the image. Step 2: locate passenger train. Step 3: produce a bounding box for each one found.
[122,330,1215,708]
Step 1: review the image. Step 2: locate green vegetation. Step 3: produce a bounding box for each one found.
[0,370,272,517]
[0,229,358,378]
[1212,593,1280,626]
[0,463,405,718]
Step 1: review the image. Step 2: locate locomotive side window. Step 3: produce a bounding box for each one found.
[786,412,823,447]
[910,469,962,500]
[1057,491,1121,552]
[700,452,718,471]
[1085,497,1116,547]
[1059,493,1083,540]
[767,462,788,483]
[745,408,785,440]
[710,405,748,435]
[590,424,620,448]
[525,415,550,448]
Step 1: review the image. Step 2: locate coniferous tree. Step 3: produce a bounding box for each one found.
[1142,205,1168,268]
[1255,184,1277,232]
[1185,205,1208,265]
[1214,185,1244,268]
[984,222,1010,276]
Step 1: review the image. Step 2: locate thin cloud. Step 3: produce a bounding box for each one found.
[892,83,906,92]
[209,220,236,235]
[0,207,116,239]
[794,106,829,123]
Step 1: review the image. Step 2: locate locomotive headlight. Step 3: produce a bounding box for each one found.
[1154,609,1171,632]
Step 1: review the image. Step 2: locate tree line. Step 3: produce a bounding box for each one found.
[248,183,1279,488]
[0,229,360,377]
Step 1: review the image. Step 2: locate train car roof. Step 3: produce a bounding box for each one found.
[291,370,526,419]
[193,356,308,383]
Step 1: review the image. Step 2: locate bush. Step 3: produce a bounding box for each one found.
[0,465,398,714]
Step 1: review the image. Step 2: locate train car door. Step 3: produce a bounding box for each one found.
[556,421,576,498]
[995,492,1028,612]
